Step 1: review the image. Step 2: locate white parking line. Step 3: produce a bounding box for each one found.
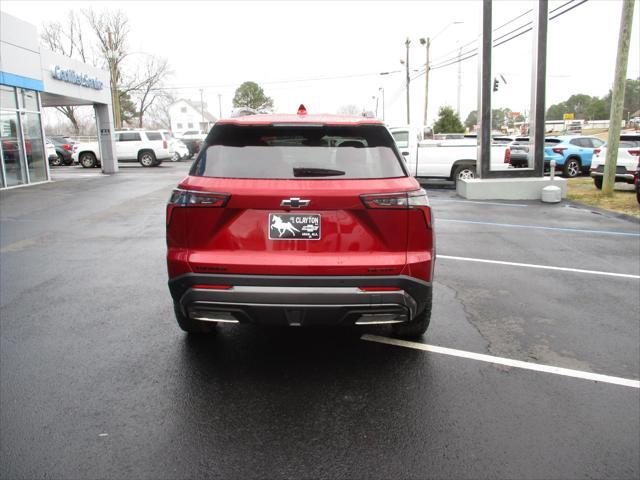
[361,335,640,389]
[438,255,640,279]
[437,218,640,237]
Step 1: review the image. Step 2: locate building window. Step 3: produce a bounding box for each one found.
[188,122,193,128]
[177,123,183,129]
[1,85,17,110]
[181,107,187,113]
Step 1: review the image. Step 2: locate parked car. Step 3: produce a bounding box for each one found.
[167,135,189,161]
[589,134,640,189]
[72,130,171,168]
[45,140,57,165]
[389,125,509,184]
[543,135,605,177]
[47,135,75,166]
[167,107,434,338]
[179,130,207,158]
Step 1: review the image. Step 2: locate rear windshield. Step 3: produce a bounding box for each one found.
[191,125,406,179]
[619,136,640,148]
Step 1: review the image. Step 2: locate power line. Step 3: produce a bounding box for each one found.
[425,0,579,73]
[419,0,588,75]
[149,70,403,93]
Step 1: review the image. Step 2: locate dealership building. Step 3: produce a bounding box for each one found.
[0,11,117,189]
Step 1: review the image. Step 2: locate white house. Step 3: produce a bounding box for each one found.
[169,99,217,135]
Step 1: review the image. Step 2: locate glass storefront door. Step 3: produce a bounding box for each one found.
[21,112,47,183]
[0,110,27,187]
[0,85,48,188]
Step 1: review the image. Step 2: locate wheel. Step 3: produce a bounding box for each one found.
[173,301,217,334]
[171,152,180,162]
[79,152,97,168]
[138,150,157,167]
[50,154,63,166]
[563,158,581,178]
[392,291,432,339]
[593,176,603,189]
[454,164,476,183]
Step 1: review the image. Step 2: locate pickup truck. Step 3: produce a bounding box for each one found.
[72,130,172,168]
[389,126,510,183]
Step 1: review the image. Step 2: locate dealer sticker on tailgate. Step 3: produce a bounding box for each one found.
[268,213,321,240]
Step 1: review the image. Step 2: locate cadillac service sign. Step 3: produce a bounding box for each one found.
[51,66,104,90]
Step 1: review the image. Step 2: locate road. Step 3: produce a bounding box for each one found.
[1,163,638,479]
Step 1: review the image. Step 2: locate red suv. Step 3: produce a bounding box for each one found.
[166,107,435,338]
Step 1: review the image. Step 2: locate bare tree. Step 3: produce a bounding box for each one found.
[146,91,176,130]
[83,8,129,128]
[125,56,171,127]
[40,12,90,134]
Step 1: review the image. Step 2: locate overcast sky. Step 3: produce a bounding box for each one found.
[2,0,639,127]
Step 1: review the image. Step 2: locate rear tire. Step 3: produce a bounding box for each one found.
[454,164,476,185]
[392,291,432,339]
[593,177,603,189]
[51,154,63,166]
[563,158,581,178]
[79,152,97,168]
[174,302,217,334]
[138,150,157,167]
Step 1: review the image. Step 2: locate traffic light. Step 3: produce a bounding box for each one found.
[493,78,499,92]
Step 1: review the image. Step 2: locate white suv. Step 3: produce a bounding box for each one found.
[590,134,640,189]
[72,130,172,168]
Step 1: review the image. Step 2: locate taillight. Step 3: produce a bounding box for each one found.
[361,189,431,228]
[629,149,640,156]
[163,140,168,149]
[63,144,72,151]
[166,189,230,226]
[593,148,600,156]
[552,147,566,154]
[504,148,511,163]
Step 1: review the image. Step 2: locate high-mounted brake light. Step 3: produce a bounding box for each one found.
[297,104,307,115]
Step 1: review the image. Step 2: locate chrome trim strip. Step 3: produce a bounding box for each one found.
[193,316,239,324]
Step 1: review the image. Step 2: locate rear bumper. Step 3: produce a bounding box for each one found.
[168,273,432,327]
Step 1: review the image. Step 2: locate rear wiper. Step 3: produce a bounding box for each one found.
[293,167,345,177]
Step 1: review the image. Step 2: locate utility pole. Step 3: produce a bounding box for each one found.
[217,94,222,118]
[420,37,431,127]
[603,0,635,195]
[456,46,462,117]
[405,38,411,125]
[379,87,385,121]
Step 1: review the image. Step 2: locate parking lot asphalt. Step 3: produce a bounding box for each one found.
[1,164,639,479]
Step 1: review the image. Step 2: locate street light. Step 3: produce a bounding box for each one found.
[420,21,464,127]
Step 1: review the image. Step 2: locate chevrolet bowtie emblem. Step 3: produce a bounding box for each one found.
[280,197,310,209]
